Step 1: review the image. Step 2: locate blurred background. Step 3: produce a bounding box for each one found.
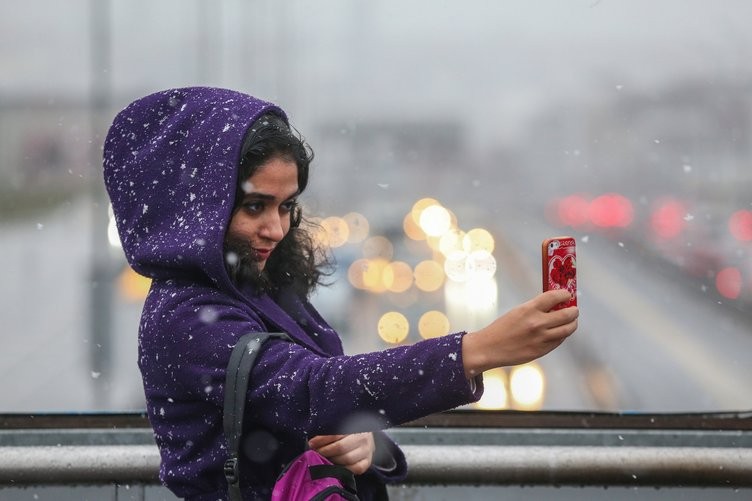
[1,0,751,414]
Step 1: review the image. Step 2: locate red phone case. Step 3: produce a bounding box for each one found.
[542,236,577,310]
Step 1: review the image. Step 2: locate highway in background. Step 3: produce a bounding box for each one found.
[319,205,752,414]
[489,210,752,412]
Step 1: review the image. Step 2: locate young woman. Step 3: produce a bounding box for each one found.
[104,87,578,500]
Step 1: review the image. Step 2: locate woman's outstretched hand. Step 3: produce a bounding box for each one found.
[308,432,376,475]
[462,289,579,378]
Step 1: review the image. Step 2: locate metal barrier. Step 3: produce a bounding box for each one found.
[1,443,752,487]
[1,411,751,489]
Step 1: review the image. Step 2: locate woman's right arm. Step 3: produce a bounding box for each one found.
[461,289,579,379]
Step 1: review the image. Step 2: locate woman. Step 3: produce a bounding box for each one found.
[103,87,577,500]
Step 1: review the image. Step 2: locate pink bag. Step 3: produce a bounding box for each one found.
[271,449,359,501]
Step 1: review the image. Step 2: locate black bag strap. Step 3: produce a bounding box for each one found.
[310,485,360,501]
[309,464,358,493]
[223,332,290,501]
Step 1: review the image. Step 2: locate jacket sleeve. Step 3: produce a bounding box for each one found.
[248,331,482,438]
[371,430,408,483]
[148,288,483,441]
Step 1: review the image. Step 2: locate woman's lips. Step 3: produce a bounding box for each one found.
[253,248,272,260]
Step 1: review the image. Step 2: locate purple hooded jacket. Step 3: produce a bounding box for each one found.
[103,87,483,500]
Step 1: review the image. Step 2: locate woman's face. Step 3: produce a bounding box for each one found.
[227,155,299,271]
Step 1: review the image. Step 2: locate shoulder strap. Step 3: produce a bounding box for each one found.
[223,332,290,501]
[309,464,358,493]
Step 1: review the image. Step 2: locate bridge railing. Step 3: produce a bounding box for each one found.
[1,411,750,497]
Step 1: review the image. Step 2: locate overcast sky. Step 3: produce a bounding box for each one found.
[2,1,750,91]
[2,0,751,147]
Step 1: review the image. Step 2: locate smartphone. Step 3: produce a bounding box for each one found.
[542,236,577,310]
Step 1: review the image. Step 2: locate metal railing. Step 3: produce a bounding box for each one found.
[1,411,751,489]
[1,443,751,488]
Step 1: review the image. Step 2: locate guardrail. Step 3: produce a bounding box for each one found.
[1,443,751,488]
[1,411,751,490]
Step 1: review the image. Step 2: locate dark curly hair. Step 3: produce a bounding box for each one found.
[224,113,332,298]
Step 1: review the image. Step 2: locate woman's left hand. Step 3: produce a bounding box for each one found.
[308,432,375,475]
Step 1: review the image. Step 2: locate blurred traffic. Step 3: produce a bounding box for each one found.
[547,192,752,305]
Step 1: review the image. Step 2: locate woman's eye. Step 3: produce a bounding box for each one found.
[242,202,263,213]
[281,200,298,212]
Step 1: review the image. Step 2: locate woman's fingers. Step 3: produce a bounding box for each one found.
[307,434,343,450]
[537,289,575,311]
[308,432,375,474]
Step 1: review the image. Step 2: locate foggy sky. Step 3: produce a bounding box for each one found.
[2,1,751,157]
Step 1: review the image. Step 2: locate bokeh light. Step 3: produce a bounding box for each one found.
[362,236,394,261]
[555,194,590,228]
[414,260,445,292]
[424,234,443,253]
[439,228,466,257]
[343,212,370,243]
[474,368,508,410]
[466,250,497,279]
[651,198,687,239]
[383,261,414,293]
[419,204,452,237]
[509,363,545,410]
[463,228,495,254]
[410,197,441,225]
[403,212,426,241]
[362,258,390,294]
[347,258,370,290]
[320,216,349,247]
[589,193,633,228]
[117,267,151,301]
[377,311,410,344]
[443,251,469,283]
[464,276,499,313]
[729,210,752,241]
[716,267,742,299]
[418,310,450,339]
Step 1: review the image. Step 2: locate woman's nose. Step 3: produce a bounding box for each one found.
[260,212,285,241]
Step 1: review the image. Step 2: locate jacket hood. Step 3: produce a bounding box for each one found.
[103,87,286,290]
